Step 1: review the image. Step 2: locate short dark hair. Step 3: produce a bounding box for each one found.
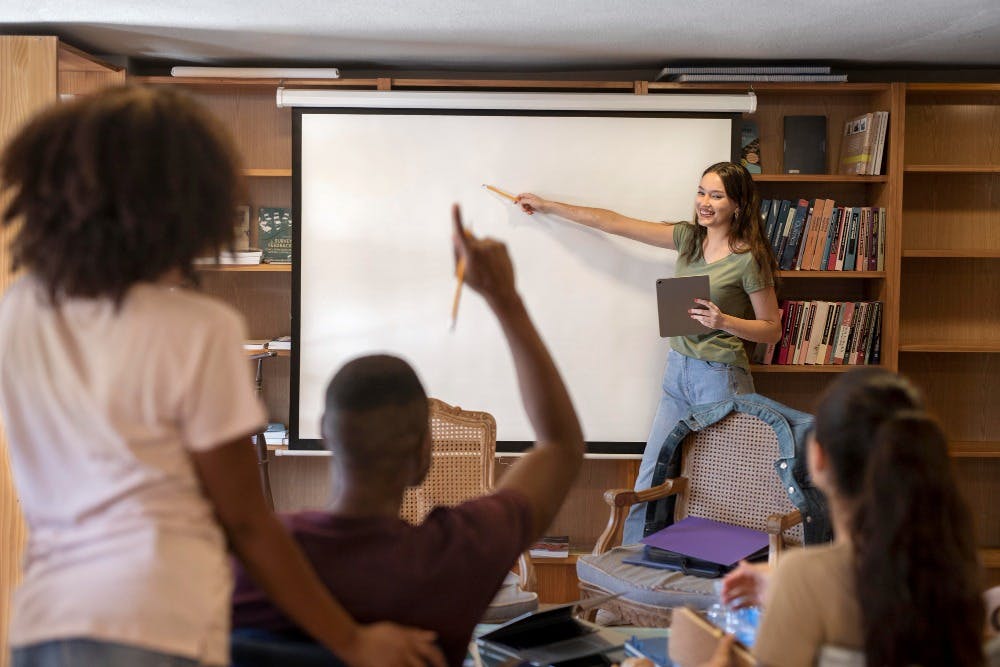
[1,85,245,305]
[322,355,429,470]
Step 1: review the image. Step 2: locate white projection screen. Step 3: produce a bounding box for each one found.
[293,104,735,451]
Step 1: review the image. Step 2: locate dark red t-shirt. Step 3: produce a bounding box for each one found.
[231,490,533,667]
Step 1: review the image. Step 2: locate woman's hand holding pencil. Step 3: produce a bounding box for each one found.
[451,203,517,328]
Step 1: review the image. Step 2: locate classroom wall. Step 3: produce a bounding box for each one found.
[0,35,58,667]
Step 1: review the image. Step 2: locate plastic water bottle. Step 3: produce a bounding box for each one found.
[706,581,761,647]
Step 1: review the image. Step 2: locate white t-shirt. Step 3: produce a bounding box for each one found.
[0,276,267,664]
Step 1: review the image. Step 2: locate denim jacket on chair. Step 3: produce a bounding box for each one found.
[643,393,832,544]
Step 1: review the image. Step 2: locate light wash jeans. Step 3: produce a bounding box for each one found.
[622,349,755,545]
[12,639,200,667]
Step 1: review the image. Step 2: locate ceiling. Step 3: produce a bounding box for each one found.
[3,0,1000,74]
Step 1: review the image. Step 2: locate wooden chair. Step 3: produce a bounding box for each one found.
[400,397,537,621]
[576,410,804,627]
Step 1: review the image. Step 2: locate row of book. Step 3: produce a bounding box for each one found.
[253,422,288,447]
[229,205,293,264]
[753,300,882,366]
[762,198,885,272]
[839,111,889,176]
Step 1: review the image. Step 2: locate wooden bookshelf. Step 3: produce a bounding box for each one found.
[777,270,885,278]
[750,364,860,374]
[243,168,293,177]
[752,174,888,183]
[899,82,1000,581]
[195,264,291,272]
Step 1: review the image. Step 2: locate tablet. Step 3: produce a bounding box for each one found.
[656,275,711,337]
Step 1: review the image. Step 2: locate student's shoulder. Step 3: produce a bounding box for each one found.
[773,541,850,586]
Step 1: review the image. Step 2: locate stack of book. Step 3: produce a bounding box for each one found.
[838,111,890,175]
[754,300,882,366]
[254,422,288,447]
[529,535,570,559]
[193,249,263,265]
[761,198,885,272]
[268,335,292,351]
[656,65,846,83]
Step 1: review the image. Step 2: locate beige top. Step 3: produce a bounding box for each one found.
[754,541,864,667]
[0,277,266,664]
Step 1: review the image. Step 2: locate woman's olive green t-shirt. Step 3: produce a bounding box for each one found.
[670,223,772,370]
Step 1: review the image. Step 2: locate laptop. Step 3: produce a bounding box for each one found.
[656,276,711,337]
[476,595,625,666]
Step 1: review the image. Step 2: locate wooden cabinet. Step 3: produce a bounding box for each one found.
[900,84,1000,584]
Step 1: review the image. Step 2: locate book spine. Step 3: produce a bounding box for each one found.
[780,200,811,270]
[777,301,797,365]
[844,208,861,271]
[820,205,839,270]
[794,301,816,364]
[877,208,886,272]
[833,302,856,364]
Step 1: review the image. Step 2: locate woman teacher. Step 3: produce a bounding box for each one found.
[517,161,781,544]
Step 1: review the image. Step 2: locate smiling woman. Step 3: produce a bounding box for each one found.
[516,161,781,544]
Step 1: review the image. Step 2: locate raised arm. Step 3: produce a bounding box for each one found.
[192,441,445,667]
[516,192,678,250]
[452,204,585,541]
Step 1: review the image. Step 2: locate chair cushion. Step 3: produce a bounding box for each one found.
[577,545,719,612]
[480,571,539,623]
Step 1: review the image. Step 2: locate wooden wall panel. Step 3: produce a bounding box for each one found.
[0,35,58,667]
[902,174,1000,252]
[899,354,1000,443]
[899,258,1000,347]
[903,93,1000,166]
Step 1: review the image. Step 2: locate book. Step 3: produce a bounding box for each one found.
[194,249,263,265]
[234,205,251,251]
[640,516,769,567]
[783,115,827,175]
[268,335,292,351]
[870,111,890,175]
[838,113,876,175]
[738,120,762,174]
[529,535,570,558]
[243,339,268,351]
[258,206,293,263]
[779,199,810,270]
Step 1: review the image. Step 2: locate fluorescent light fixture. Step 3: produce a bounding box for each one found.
[171,67,340,79]
[275,89,756,113]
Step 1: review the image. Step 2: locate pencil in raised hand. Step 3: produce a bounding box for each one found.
[482,183,517,203]
[450,204,468,331]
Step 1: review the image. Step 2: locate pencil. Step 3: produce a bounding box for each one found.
[450,256,465,331]
[482,183,517,202]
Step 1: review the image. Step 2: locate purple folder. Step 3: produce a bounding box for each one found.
[641,516,769,566]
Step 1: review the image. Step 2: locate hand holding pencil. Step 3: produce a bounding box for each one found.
[451,203,517,327]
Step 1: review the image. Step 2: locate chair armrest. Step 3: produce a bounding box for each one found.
[765,509,802,567]
[516,551,537,592]
[591,477,689,555]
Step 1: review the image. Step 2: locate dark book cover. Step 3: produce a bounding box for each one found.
[783,115,827,174]
[779,199,810,270]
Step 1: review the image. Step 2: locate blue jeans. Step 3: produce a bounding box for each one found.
[12,639,200,667]
[622,349,755,545]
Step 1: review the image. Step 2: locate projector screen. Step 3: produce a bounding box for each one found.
[293,105,734,450]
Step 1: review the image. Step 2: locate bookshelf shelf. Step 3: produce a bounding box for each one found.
[752,174,888,183]
[899,343,1000,353]
[777,270,885,278]
[243,168,292,177]
[195,264,292,272]
[949,441,1000,458]
[750,364,861,374]
[981,549,1000,569]
[904,164,1000,174]
[903,249,1000,258]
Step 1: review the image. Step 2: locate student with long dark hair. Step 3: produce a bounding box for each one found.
[516,162,781,543]
[721,368,984,666]
[0,87,443,667]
